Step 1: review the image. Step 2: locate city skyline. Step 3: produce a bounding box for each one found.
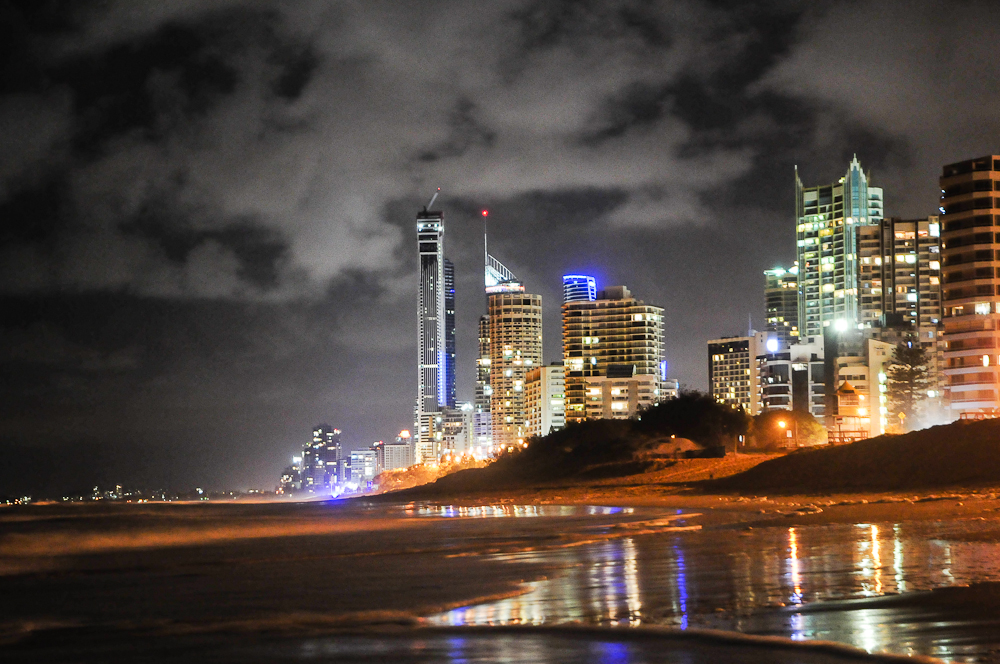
[3,2,1000,494]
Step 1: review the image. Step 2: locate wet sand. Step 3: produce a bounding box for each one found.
[7,470,1000,663]
[382,454,1000,531]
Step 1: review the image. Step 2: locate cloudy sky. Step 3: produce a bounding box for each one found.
[3,0,999,495]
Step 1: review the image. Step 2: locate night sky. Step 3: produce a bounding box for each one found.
[3,1,999,495]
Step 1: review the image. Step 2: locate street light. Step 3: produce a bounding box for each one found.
[776,417,797,447]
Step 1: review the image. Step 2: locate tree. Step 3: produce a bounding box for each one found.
[634,390,749,448]
[886,342,929,429]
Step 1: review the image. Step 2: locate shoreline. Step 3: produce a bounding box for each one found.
[371,454,1000,532]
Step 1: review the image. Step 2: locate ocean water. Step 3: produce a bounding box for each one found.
[3,500,1000,663]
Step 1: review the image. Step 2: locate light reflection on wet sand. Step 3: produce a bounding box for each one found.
[431,520,1000,662]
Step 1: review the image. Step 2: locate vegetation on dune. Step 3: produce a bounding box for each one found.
[418,392,750,492]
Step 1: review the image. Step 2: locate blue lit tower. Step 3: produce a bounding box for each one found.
[444,258,456,409]
[563,275,597,303]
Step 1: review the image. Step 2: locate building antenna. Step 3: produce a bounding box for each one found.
[424,187,441,212]
[748,313,753,336]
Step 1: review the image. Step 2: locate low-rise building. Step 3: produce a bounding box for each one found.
[583,364,657,420]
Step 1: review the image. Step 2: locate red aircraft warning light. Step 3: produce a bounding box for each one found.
[481,209,488,217]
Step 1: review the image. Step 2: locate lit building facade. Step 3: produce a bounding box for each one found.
[708,333,766,414]
[662,377,680,400]
[525,363,566,437]
[764,264,799,349]
[444,258,457,409]
[758,338,825,417]
[940,155,1000,415]
[416,204,447,463]
[302,424,341,493]
[377,430,414,473]
[563,274,597,303]
[563,285,665,424]
[796,156,884,340]
[825,332,893,441]
[349,449,377,485]
[584,365,657,420]
[473,314,492,449]
[489,291,543,450]
[441,403,474,456]
[857,217,942,330]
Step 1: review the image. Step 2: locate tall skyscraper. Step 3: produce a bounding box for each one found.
[562,285,665,424]
[764,264,799,349]
[484,253,542,450]
[417,207,446,414]
[940,155,1000,415]
[795,156,884,340]
[563,274,597,303]
[444,258,456,409]
[416,201,447,464]
[489,291,543,449]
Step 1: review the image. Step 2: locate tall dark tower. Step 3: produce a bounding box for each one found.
[416,198,446,464]
[444,258,456,409]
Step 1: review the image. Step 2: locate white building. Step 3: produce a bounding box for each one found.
[584,365,657,420]
[525,363,565,437]
[349,449,377,485]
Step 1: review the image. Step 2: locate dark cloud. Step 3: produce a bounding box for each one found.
[1,0,998,493]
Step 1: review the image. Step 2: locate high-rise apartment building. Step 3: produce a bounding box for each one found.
[563,285,665,424]
[416,205,446,464]
[417,208,446,416]
[796,156,884,340]
[473,314,492,450]
[489,290,543,449]
[856,215,945,405]
[444,258,456,409]
[708,333,767,414]
[758,338,825,417]
[940,155,1000,414]
[441,403,474,455]
[377,430,414,473]
[525,363,565,437]
[764,264,799,349]
[857,217,942,330]
[563,275,597,303]
[301,425,341,493]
